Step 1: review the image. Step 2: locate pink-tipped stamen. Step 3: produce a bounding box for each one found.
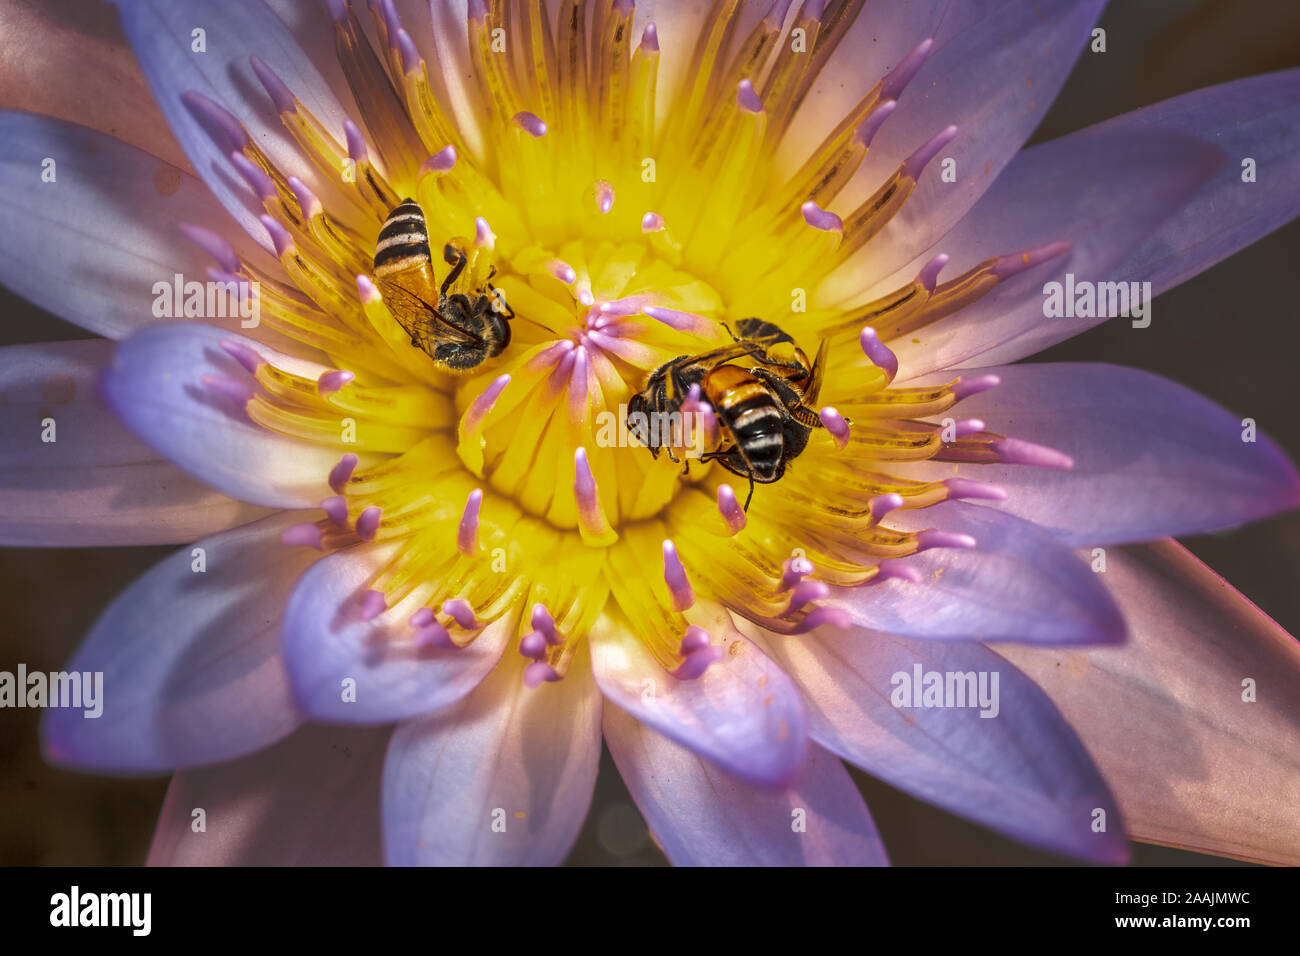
[259,214,294,257]
[854,99,897,148]
[355,505,382,541]
[881,37,935,100]
[779,556,814,592]
[548,259,577,284]
[902,125,958,180]
[737,79,763,113]
[950,374,1001,401]
[519,631,549,660]
[344,119,369,163]
[442,598,481,631]
[202,374,253,406]
[218,339,264,375]
[916,529,978,552]
[356,274,382,304]
[462,373,510,434]
[231,152,276,202]
[249,55,297,114]
[287,176,323,219]
[321,495,349,526]
[875,559,924,584]
[993,241,1071,279]
[717,485,747,535]
[524,661,563,687]
[789,606,851,634]
[802,200,843,235]
[359,589,387,622]
[458,489,482,556]
[918,253,950,292]
[531,604,562,645]
[413,621,456,650]
[395,28,421,74]
[642,305,715,336]
[785,579,830,616]
[859,327,899,380]
[574,447,615,544]
[991,437,1075,470]
[944,477,1009,501]
[317,369,354,396]
[513,111,548,137]
[421,145,457,175]
[869,492,905,524]
[671,627,723,680]
[329,453,358,494]
[819,407,850,448]
[181,90,248,150]
[639,22,659,53]
[180,223,241,274]
[280,522,324,550]
[662,539,696,611]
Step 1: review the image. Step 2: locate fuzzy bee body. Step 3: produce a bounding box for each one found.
[627,318,832,508]
[702,364,793,483]
[373,198,512,372]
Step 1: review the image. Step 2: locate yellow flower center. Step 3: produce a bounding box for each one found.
[200,0,1066,683]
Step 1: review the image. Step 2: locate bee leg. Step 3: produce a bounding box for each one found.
[441,244,468,296]
[751,368,823,427]
[743,473,755,511]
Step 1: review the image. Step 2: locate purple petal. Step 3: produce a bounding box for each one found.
[117,0,366,246]
[760,624,1128,863]
[0,338,269,545]
[382,649,602,865]
[834,501,1126,644]
[975,68,1300,365]
[999,540,1300,865]
[0,111,276,339]
[41,513,312,773]
[588,605,808,787]
[147,723,390,865]
[897,363,1300,545]
[796,0,1105,281]
[605,708,889,866]
[281,541,510,724]
[859,126,1222,378]
[102,322,343,508]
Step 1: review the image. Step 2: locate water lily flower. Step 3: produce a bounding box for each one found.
[3,0,1300,866]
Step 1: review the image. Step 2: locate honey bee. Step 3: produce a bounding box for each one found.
[627,318,830,509]
[373,198,513,371]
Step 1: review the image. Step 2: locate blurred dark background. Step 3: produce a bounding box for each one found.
[1,0,1298,866]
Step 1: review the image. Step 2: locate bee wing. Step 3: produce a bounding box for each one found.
[383,283,486,348]
[805,340,828,405]
[783,339,829,429]
[684,341,771,369]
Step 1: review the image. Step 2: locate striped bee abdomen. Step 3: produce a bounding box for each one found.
[373,198,431,276]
